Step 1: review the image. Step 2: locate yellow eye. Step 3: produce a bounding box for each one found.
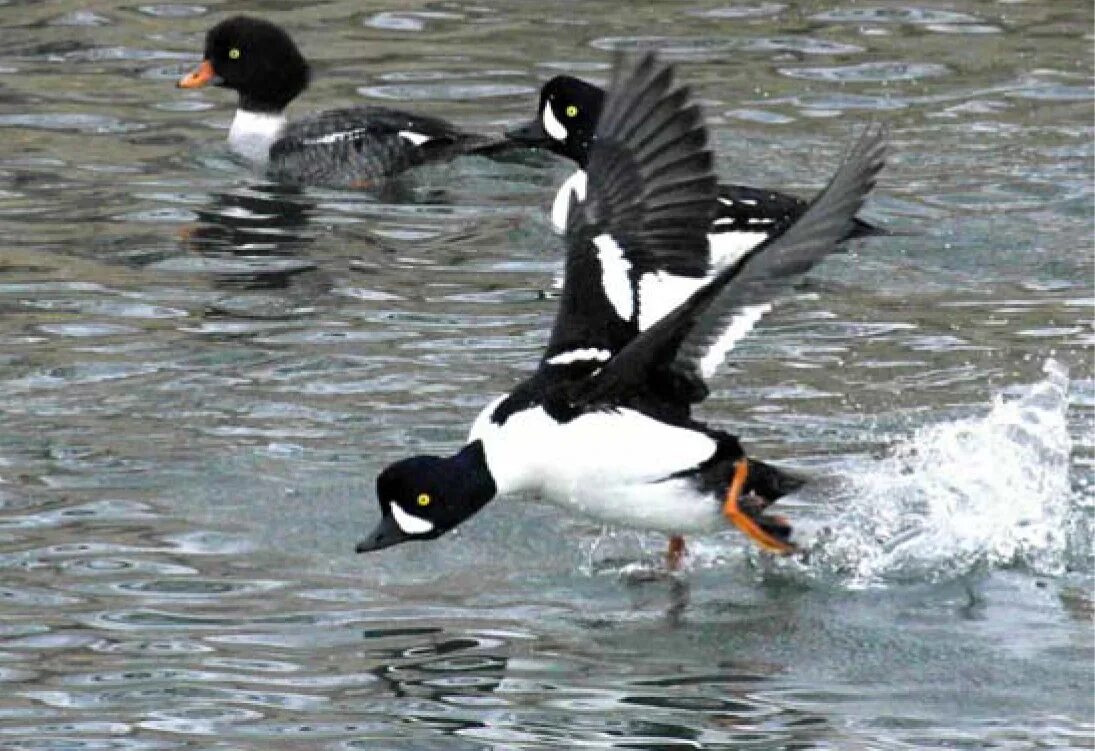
[565,105,578,117]
[228,48,241,60]
[416,493,431,507]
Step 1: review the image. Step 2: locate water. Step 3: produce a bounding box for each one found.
[0,0,1091,747]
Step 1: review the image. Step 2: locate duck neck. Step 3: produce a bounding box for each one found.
[448,441,498,518]
[227,109,287,164]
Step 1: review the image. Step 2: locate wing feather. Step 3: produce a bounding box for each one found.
[577,123,888,405]
[539,53,717,369]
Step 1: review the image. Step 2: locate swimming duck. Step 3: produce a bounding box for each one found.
[355,53,886,567]
[507,74,882,258]
[177,16,508,187]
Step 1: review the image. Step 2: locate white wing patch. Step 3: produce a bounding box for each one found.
[398,130,431,146]
[390,504,434,535]
[542,102,568,141]
[300,127,371,146]
[699,303,772,378]
[636,271,706,331]
[708,230,769,271]
[546,348,612,366]
[592,233,633,321]
[551,169,587,234]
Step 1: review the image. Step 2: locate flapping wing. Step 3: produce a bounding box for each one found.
[540,53,717,373]
[711,183,885,267]
[580,123,888,405]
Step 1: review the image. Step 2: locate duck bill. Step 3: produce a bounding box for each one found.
[355,514,408,553]
[177,59,220,89]
[504,118,550,146]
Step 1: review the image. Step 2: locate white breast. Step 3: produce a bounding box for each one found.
[468,401,724,534]
[551,170,587,234]
[227,109,286,165]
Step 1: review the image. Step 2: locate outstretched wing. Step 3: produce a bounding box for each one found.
[539,53,718,374]
[580,123,888,405]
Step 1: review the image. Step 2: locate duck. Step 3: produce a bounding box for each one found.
[506,74,883,267]
[177,16,509,188]
[355,52,887,568]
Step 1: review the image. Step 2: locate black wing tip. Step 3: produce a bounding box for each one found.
[570,49,717,248]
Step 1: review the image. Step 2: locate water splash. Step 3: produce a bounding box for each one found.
[797,360,1074,587]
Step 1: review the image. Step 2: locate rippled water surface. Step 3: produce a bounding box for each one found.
[1,1,1092,748]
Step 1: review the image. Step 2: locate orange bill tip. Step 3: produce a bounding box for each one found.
[177,59,216,89]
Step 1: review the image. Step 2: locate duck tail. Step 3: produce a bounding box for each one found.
[743,457,808,504]
[460,134,526,158]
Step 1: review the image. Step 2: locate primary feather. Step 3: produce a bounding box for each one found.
[543,53,718,369]
[579,123,888,407]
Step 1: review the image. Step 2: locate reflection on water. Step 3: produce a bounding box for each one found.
[0,0,1092,748]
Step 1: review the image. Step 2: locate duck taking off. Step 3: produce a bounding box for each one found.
[356,52,887,567]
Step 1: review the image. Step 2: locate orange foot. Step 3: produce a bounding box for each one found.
[666,535,686,571]
[723,459,796,555]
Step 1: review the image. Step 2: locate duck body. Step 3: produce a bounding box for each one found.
[179,16,505,187]
[355,53,887,559]
[467,391,801,535]
[509,75,883,270]
[265,106,500,187]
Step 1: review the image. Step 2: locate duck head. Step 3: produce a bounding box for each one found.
[356,441,498,553]
[506,76,604,167]
[177,16,310,114]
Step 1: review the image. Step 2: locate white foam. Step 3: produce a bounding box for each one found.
[799,360,1074,587]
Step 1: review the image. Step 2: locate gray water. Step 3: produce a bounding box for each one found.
[0,1,1092,748]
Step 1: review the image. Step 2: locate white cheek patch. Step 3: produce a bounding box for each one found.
[398,130,431,146]
[390,504,434,535]
[592,233,633,321]
[542,102,568,141]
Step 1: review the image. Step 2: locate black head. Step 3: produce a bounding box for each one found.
[355,441,497,553]
[505,76,605,167]
[177,16,310,113]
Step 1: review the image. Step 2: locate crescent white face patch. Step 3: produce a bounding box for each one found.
[542,102,568,141]
[390,503,434,535]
